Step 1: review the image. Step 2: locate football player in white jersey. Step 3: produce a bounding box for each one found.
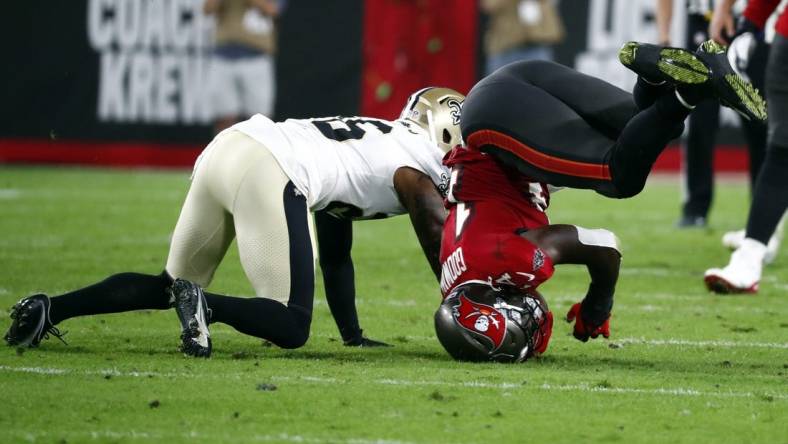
[4,88,463,357]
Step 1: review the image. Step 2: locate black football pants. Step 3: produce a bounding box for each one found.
[460,60,690,198]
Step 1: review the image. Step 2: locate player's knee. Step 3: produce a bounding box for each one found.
[277,307,312,349]
[614,179,647,199]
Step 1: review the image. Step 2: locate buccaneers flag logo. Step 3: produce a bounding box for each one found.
[453,295,506,350]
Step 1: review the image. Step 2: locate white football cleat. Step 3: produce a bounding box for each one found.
[720,214,784,265]
[705,238,766,294]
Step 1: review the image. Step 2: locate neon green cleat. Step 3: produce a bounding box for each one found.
[619,41,710,85]
[694,40,767,121]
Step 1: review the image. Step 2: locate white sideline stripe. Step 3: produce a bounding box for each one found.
[275,376,787,400]
[2,366,783,401]
[618,337,788,349]
[12,430,415,444]
[0,189,21,199]
[0,365,190,378]
[310,333,788,350]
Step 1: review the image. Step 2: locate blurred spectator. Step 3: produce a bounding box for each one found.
[657,0,768,228]
[204,0,280,133]
[481,0,565,75]
[704,0,788,293]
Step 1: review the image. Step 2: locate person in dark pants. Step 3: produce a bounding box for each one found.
[657,0,768,228]
[705,0,788,294]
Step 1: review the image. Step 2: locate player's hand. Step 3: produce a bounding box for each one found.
[343,336,392,347]
[565,302,610,342]
[709,4,735,45]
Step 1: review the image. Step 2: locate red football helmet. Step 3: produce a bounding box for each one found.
[434,283,553,362]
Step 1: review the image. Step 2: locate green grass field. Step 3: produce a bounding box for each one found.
[0,166,786,444]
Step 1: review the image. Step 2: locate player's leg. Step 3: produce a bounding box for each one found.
[5,137,235,348]
[705,35,788,293]
[201,134,317,349]
[47,272,173,326]
[741,40,770,187]
[679,100,719,228]
[4,271,175,347]
[462,60,689,198]
[489,60,639,137]
[163,132,242,356]
[743,35,788,250]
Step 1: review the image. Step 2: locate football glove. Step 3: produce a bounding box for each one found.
[565,302,610,342]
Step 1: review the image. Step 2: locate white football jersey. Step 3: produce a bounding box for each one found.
[232,114,450,219]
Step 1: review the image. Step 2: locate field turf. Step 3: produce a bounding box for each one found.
[0,166,786,444]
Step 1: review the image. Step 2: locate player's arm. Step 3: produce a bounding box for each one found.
[203,0,221,15]
[393,167,447,281]
[521,224,621,342]
[709,0,737,44]
[656,0,673,45]
[315,211,389,347]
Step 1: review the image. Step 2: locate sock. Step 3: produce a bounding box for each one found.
[608,95,687,197]
[49,271,173,325]
[633,76,669,110]
[745,147,788,244]
[204,293,312,349]
[654,91,693,121]
[676,85,706,107]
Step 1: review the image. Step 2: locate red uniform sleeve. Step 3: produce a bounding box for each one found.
[743,0,782,29]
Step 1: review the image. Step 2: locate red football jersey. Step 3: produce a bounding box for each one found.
[439,147,555,297]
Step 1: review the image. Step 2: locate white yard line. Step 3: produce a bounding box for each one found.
[310,333,788,349]
[617,337,788,349]
[0,189,21,199]
[7,430,416,444]
[1,365,784,401]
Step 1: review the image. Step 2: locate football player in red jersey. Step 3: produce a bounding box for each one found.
[434,39,767,362]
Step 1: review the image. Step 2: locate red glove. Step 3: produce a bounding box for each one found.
[534,311,554,355]
[566,302,610,342]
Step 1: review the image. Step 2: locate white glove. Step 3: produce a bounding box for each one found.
[726,32,757,82]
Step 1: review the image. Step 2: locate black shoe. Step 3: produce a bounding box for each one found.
[676,215,707,229]
[693,40,767,121]
[343,336,392,347]
[4,294,66,347]
[619,41,710,85]
[169,279,212,358]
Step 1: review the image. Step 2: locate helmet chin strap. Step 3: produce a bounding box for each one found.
[426,109,438,146]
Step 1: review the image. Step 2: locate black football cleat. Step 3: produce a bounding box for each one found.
[169,279,212,358]
[619,41,710,85]
[343,335,392,348]
[693,40,767,122]
[4,294,66,347]
[619,40,767,122]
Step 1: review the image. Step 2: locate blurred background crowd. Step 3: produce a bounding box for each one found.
[1,0,785,227]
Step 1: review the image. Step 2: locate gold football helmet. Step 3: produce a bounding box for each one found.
[399,87,465,153]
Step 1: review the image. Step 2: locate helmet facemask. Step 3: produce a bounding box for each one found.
[434,284,553,363]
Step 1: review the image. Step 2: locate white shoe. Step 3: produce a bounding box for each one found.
[705,238,766,294]
[720,215,784,264]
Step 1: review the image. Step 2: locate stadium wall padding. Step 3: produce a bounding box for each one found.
[0,0,749,170]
